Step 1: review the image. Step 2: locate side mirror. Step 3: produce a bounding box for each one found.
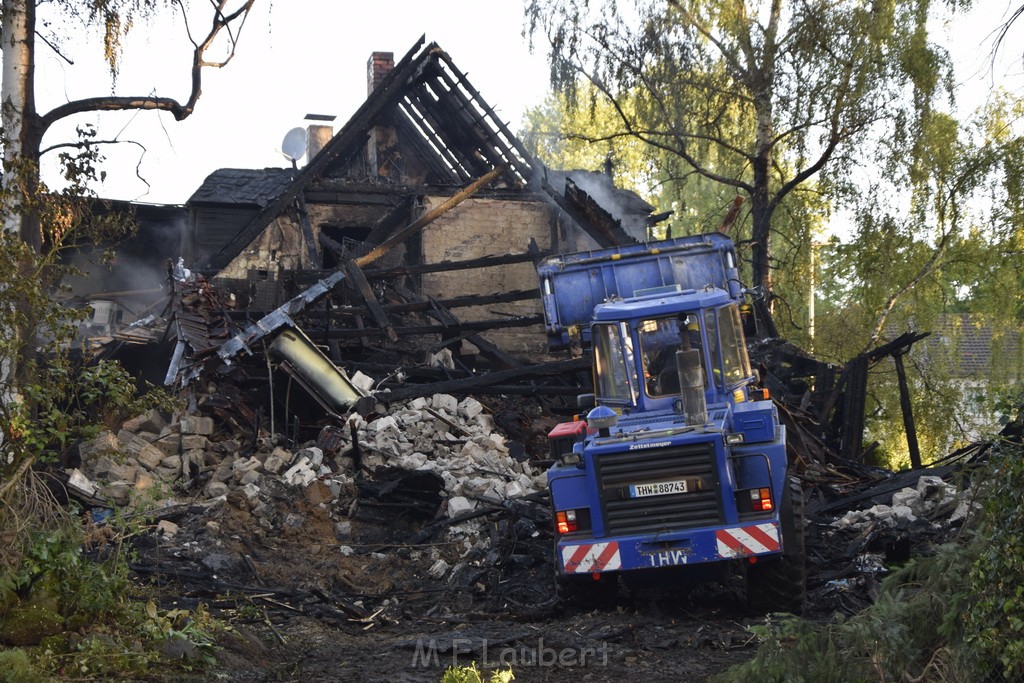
[577,393,596,409]
[739,303,758,338]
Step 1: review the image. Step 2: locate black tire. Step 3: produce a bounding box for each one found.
[556,571,619,607]
[747,471,806,615]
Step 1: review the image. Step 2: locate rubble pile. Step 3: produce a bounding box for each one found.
[73,395,544,513]
[803,466,982,613]
[68,392,557,627]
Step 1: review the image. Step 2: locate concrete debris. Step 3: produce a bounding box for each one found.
[349,371,376,393]
[180,416,214,436]
[157,520,179,538]
[67,469,97,498]
[447,496,476,516]
[123,408,167,435]
[428,558,450,579]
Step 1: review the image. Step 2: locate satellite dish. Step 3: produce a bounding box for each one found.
[281,127,307,163]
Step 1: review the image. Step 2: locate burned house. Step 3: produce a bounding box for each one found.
[62,201,185,341]
[188,38,663,355]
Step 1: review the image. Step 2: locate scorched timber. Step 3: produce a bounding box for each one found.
[342,259,399,343]
[362,251,551,280]
[327,289,540,316]
[379,357,590,402]
[324,315,544,339]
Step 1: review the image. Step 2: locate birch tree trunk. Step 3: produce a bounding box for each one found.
[1,0,36,237]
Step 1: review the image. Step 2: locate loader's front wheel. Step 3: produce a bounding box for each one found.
[746,471,806,615]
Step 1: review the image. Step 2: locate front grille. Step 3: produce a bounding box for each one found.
[596,442,722,535]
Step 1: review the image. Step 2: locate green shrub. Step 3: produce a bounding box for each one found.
[0,649,41,683]
[439,663,514,683]
[962,437,1024,678]
[716,433,1024,682]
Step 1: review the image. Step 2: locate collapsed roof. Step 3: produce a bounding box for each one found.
[200,37,652,274]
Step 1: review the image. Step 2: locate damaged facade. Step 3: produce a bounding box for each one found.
[188,39,662,354]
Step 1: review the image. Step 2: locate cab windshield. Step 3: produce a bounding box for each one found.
[638,315,705,397]
[592,322,638,404]
[704,304,753,389]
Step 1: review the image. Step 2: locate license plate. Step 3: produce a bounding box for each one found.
[629,479,688,498]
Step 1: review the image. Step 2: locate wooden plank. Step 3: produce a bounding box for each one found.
[381,289,538,314]
[296,197,321,269]
[342,259,399,343]
[378,358,590,402]
[324,315,544,339]
[363,250,549,280]
[319,289,539,317]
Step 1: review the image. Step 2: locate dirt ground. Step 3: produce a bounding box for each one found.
[135,487,772,682]
[206,584,763,682]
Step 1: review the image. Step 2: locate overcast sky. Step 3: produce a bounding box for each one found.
[33,0,1023,207]
[36,0,551,204]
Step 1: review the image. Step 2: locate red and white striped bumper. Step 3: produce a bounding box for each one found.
[715,522,781,558]
[560,541,622,574]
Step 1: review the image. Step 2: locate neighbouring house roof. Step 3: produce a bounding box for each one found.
[189,168,294,207]
[200,37,640,273]
[942,315,1020,377]
[913,314,1022,378]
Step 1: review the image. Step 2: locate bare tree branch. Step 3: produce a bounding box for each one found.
[37,0,255,131]
[39,137,144,157]
[34,30,73,65]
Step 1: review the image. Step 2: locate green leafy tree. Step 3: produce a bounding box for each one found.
[809,93,1024,461]
[521,82,831,339]
[525,0,962,298]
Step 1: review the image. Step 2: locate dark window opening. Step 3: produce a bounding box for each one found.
[321,224,372,269]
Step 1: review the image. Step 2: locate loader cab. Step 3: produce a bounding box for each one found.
[590,288,754,415]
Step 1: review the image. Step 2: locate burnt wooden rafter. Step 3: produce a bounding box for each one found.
[433,51,537,186]
[342,259,398,343]
[325,315,543,340]
[400,87,473,180]
[403,83,482,179]
[393,113,463,184]
[379,357,590,402]
[426,61,529,187]
[364,250,549,280]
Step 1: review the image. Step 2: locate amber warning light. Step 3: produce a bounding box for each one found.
[556,510,577,534]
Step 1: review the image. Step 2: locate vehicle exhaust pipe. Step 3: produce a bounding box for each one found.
[676,348,707,426]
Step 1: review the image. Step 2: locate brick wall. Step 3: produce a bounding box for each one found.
[420,197,554,355]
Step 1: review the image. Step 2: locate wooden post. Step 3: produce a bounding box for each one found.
[893,350,922,469]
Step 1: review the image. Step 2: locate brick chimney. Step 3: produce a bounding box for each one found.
[367,51,394,95]
[366,51,398,177]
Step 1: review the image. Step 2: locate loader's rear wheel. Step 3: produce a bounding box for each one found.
[747,471,806,615]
